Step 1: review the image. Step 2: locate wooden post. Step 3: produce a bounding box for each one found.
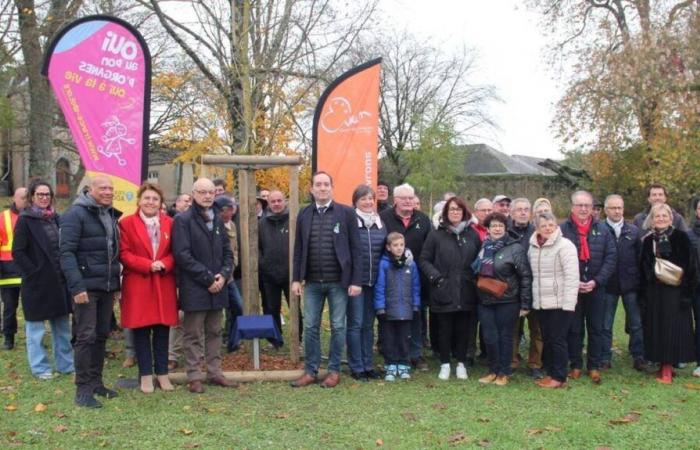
[238,169,253,315]
[246,170,259,315]
[288,166,300,363]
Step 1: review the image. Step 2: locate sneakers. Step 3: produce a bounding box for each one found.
[455,362,468,380]
[75,393,102,408]
[384,364,397,382]
[397,364,411,380]
[693,366,700,378]
[479,373,497,384]
[438,363,450,380]
[36,372,54,381]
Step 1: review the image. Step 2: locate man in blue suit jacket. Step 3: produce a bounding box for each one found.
[290,172,362,388]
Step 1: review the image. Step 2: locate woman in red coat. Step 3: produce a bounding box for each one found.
[119,183,178,393]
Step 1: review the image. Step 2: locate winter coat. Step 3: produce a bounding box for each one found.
[59,190,122,295]
[172,202,234,312]
[688,220,700,279]
[639,228,697,300]
[418,224,481,313]
[356,215,387,286]
[560,217,617,286]
[508,222,535,249]
[12,209,70,321]
[605,221,641,295]
[528,227,580,311]
[292,201,362,288]
[258,210,290,285]
[475,237,533,309]
[118,211,178,328]
[373,254,421,321]
[380,208,432,258]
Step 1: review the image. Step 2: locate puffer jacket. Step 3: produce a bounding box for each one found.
[560,217,617,286]
[475,237,533,309]
[357,216,387,286]
[373,253,420,320]
[419,223,481,313]
[59,190,122,295]
[528,227,580,311]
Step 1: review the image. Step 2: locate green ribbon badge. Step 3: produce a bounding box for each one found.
[333,223,340,234]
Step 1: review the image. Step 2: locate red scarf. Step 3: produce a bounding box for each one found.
[571,215,591,261]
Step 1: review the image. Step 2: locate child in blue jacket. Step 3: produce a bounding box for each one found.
[374,232,421,381]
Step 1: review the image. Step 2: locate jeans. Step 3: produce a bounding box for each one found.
[133,325,169,376]
[72,291,115,395]
[478,302,520,376]
[261,279,302,346]
[302,282,347,374]
[540,309,575,382]
[602,292,644,362]
[25,315,74,376]
[382,319,411,365]
[568,288,605,370]
[347,286,375,373]
[1,286,20,337]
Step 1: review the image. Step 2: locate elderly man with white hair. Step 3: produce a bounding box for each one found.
[380,183,432,370]
[471,198,492,242]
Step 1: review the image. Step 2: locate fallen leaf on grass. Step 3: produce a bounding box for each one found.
[0,385,16,393]
[375,438,383,446]
[33,403,47,413]
[54,424,68,433]
[476,417,490,423]
[609,412,640,425]
[447,432,470,445]
[54,412,67,419]
[477,439,491,447]
[401,412,417,422]
[275,412,290,419]
[182,405,192,412]
[684,383,700,390]
[432,403,448,410]
[179,429,194,436]
[183,444,201,449]
[596,447,613,450]
[4,404,17,412]
[526,426,562,436]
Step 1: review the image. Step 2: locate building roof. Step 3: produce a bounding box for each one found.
[459,144,556,176]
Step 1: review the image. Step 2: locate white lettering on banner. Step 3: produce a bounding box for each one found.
[320,96,373,134]
[364,151,373,186]
[101,31,139,61]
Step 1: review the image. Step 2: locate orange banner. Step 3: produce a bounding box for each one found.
[313,59,381,205]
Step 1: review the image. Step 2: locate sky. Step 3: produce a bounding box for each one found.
[383,0,563,159]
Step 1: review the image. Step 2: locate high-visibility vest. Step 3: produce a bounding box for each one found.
[0,208,21,286]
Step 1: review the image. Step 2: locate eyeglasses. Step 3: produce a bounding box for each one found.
[194,189,215,196]
[34,193,52,198]
[447,207,463,212]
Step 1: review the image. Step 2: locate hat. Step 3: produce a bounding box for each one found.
[593,198,604,208]
[492,195,511,204]
[214,196,235,209]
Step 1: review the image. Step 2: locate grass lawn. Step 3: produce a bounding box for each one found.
[1,304,700,449]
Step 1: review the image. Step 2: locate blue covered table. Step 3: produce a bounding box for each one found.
[233,315,283,369]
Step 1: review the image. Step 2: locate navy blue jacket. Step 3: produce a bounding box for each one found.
[604,221,641,295]
[374,253,421,320]
[293,201,362,288]
[59,191,122,295]
[356,216,387,286]
[560,217,617,286]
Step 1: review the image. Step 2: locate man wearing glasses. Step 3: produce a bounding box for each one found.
[560,190,617,384]
[173,178,235,394]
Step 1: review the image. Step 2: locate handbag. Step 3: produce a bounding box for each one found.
[653,240,683,287]
[477,276,508,298]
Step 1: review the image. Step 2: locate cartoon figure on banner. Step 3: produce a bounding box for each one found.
[98,115,134,166]
[320,96,373,134]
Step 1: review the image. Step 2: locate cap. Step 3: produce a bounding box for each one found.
[214,196,234,209]
[492,195,511,204]
[593,198,604,208]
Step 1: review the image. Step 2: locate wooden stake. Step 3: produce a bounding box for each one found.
[288,166,300,363]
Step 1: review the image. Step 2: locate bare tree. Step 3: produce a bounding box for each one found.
[350,30,497,181]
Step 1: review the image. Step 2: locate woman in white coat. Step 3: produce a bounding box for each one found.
[528,212,579,388]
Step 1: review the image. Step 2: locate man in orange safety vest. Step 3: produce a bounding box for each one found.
[1,187,26,350]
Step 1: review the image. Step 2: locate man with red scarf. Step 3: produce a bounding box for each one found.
[560,190,617,384]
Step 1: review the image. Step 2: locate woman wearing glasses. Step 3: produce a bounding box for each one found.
[12,179,73,379]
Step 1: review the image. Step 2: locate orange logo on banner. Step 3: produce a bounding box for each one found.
[313,59,381,205]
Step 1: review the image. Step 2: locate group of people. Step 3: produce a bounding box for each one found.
[1,173,699,408]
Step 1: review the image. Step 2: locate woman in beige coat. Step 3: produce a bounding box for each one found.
[528,212,579,388]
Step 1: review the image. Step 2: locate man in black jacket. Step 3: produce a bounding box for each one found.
[60,176,122,408]
[633,183,687,231]
[380,183,432,370]
[560,190,618,384]
[259,190,301,346]
[290,172,362,388]
[173,178,235,394]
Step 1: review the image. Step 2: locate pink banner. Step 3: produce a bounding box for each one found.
[43,16,150,212]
